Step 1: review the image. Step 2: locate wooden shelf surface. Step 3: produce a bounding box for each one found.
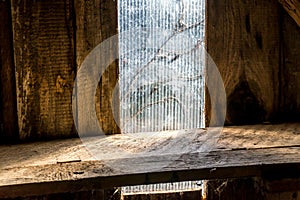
[0,123,299,198]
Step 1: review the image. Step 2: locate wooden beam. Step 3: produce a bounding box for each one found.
[278,0,300,27]
[75,0,120,135]
[0,123,299,198]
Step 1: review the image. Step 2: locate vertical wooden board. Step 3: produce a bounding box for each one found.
[11,0,76,139]
[207,0,281,124]
[282,11,300,121]
[0,0,19,142]
[75,0,120,134]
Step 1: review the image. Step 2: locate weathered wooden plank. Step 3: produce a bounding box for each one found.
[278,0,300,27]
[207,0,281,124]
[0,0,19,142]
[75,0,120,135]
[0,123,298,170]
[0,148,300,198]
[0,124,299,198]
[281,10,300,122]
[11,0,76,140]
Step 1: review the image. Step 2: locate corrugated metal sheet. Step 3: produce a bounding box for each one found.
[122,181,202,195]
[118,0,206,133]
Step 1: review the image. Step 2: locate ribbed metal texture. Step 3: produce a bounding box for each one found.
[118,0,205,133]
[122,181,202,194]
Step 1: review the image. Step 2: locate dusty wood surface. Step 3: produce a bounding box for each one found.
[278,0,300,27]
[11,0,76,140]
[207,0,281,124]
[75,0,120,135]
[281,10,300,122]
[0,123,299,198]
[0,0,19,142]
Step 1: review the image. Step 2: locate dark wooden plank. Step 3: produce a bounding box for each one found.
[4,189,121,200]
[75,0,120,135]
[281,10,300,122]
[206,178,265,200]
[265,192,300,200]
[207,0,281,124]
[206,177,300,200]
[266,179,300,193]
[278,0,300,27]
[122,190,202,200]
[11,0,76,139]
[0,124,299,198]
[0,0,19,142]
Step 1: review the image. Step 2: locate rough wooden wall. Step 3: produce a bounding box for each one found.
[206,0,300,198]
[75,0,120,135]
[207,0,281,125]
[8,0,120,140]
[0,0,19,142]
[1,0,299,138]
[11,0,76,140]
[281,10,300,122]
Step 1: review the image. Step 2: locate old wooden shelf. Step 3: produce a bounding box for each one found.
[0,123,299,198]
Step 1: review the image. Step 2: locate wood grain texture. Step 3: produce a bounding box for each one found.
[0,0,19,142]
[11,0,76,140]
[278,0,300,27]
[0,123,299,198]
[207,0,281,125]
[281,11,300,121]
[75,0,120,135]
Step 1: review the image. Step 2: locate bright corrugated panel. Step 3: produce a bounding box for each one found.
[118,0,205,133]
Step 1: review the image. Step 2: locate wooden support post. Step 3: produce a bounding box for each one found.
[11,0,76,140]
[75,0,120,134]
[0,0,19,142]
